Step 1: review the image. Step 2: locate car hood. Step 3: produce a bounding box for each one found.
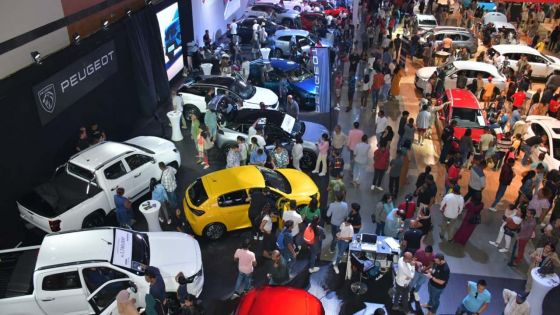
[148,232,202,289]
[417,67,437,80]
[291,78,317,95]
[125,136,176,154]
[301,120,328,142]
[246,86,279,107]
[276,168,319,197]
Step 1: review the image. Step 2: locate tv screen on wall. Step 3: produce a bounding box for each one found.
[156,2,184,81]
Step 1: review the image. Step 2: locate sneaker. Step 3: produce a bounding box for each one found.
[488,207,497,212]
[489,241,498,247]
[309,267,320,273]
[258,236,264,241]
[333,265,339,274]
[312,170,319,174]
[203,164,210,169]
[371,185,376,190]
[499,248,509,253]
[413,291,420,302]
[253,235,258,240]
[231,292,240,299]
[319,173,327,176]
[377,186,384,191]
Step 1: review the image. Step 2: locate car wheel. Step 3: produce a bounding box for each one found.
[167,161,179,169]
[294,6,301,11]
[184,105,201,121]
[82,211,106,229]
[301,149,317,171]
[204,223,226,240]
[274,48,284,58]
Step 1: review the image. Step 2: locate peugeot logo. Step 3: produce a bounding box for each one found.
[38,84,56,113]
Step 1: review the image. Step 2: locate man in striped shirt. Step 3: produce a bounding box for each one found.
[493,132,512,171]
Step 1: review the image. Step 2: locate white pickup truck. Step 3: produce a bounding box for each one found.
[17,136,181,233]
[0,227,204,315]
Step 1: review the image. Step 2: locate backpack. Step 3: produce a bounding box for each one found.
[303,225,316,245]
[276,229,287,250]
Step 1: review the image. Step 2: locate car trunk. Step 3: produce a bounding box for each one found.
[18,172,101,218]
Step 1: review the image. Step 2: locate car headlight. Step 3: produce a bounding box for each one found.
[186,268,203,283]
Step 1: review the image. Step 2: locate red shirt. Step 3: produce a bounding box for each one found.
[372,73,384,90]
[550,99,559,113]
[398,201,416,219]
[373,148,390,170]
[512,91,526,108]
[445,164,460,187]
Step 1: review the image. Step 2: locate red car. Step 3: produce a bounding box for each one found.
[309,1,349,17]
[236,286,325,315]
[442,89,502,144]
[300,11,327,31]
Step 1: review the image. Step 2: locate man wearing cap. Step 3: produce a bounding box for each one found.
[503,289,530,315]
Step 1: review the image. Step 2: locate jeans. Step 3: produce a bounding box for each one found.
[440,217,457,240]
[393,284,410,311]
[375,222,385,236]
[234,272,253,293]
[381,83,390,101]
[166,190,178,209]
[494,151,506,170]
[376,132,383,145]
[389,176,400,198]
[309,241,321,268]
[371,88,380,110]
[455,303,477,315]
[372,168,386,187]
[333,240,349,265]
[520,144,532,165]
[439,141,450,163]
[281,249,296,271]
[428,282,444,313]
[330,224,340,251]
[491,183,509,208]
[495,223,512,250]
[353,162,366,182]
[409,271,427,292]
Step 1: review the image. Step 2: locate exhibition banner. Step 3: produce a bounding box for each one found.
[311,47,331,113]
[32,41,118,126]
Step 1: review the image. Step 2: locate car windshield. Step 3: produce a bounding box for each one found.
[543,54,555,63]
[286,66,313,82]
[258,167,291,194]
[188,178,209,206]
[111,229,150,276]
[553,139,560,161]
[233,80,256,99]
[452,107,485,128]
[67,163,95,181]
[438,62,456,76]
[419,19,437,26]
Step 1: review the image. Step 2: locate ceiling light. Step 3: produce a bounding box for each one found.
[126,9,133,17]
[102,20,110,31]
[73,33,81,45]
[30,51,42,64]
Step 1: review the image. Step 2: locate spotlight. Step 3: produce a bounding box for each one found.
[102,19,109,31]
[145,0,152,5]
[126,9,133,17]
[73,33,81,45]
[30,51,42,65]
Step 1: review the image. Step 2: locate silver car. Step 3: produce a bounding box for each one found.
[245,3,301,27]
[419,27,478,54]
[271,29,332,57]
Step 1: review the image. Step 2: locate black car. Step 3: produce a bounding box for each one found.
[230,17,287,44]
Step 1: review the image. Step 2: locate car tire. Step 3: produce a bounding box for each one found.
[294,6,301,11]
[82,210,106,229]
[167,161,179,169]
[184,104,201,122]
[203,223,226,240]
[300,149,317,171]
[274,48,284,58]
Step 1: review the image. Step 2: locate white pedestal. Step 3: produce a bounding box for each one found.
[167,111,183,142]
[527,267,559,315]
[201,63,213,75]
[260,48,271,62]
[139,200,162,232]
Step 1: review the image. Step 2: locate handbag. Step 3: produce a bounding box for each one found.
[469,213,481,225]
[503,226,516,237]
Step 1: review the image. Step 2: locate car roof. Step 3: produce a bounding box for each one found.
[251,57,300,70]
[194,75,236,87]
[202,165,265,196]
[275,29,310,37]
[446,88,481,109]
[234,108,287,125]
[431,26,472,33]
[526,116,560,138]
[70,141,135,171]
[451,61,501,75]
[36,228,115,270]
[491,44,539,55]
[491,21,516,29]
[416,14,437,20]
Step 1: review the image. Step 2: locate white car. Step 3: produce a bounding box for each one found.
[488,45,560,79]
[522,116,560,171]
[244,3,301,27]
[17,137,180,233]
[178,76,279,119]
[414,14,438,32]
[0,228,203,315]
[256,0,304,12]
[415,61,506,92]
[271,29,332,57]
[482,11,507,25]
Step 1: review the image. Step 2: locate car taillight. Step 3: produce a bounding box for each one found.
[49,220,61,232]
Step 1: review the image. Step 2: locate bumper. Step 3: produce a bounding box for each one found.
[183,198,205,236]
[17,203,51,233]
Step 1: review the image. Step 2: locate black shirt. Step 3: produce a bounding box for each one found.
[525,135,542,147]
[430,262,450,289]
[348,212,362,234]
[404,228,423,254]
[349,54,360,73]
[249,191,268,222]
[417,183,437,205]
[398,117,407,136]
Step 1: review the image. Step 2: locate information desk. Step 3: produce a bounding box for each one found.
[345,234,400,280]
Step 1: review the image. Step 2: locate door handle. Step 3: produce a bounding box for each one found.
[134,173,142,178]
[111,186,118,191]
[41,297,55,302]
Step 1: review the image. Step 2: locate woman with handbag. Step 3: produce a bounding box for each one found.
[452,197,484,245]
[525,242,560,292]
[489,205,523,253]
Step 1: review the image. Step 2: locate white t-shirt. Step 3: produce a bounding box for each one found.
[283,210,303,236]
[291,143,303,160]
[261,214,272,233]
[441,193,464,219]
[395,257,415,287]
[230,22,238,35]
[353,142,371,165]
[375,116,388,134]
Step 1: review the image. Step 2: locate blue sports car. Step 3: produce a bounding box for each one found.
[463,0,497,12]
[164,9,182,61]
[248,58,317,111]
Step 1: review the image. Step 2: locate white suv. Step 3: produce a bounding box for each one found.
[488,45,560,79]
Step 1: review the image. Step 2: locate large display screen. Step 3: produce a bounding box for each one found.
[157,2,184,81]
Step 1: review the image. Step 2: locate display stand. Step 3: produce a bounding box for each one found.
[201,63,213,75]
[260,48,271,62]
[526,267,559,315]
[139,200,162,232]
[167,111,183,142]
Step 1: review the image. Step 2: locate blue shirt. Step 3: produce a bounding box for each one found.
[384,209,401,237]
[114,195,132,226]
[250,151,267,165]
[462,281,491,312]
[151,184,168,203]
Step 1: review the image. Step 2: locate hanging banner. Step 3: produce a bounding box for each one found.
[311,47,331,113]
[32,41,118,126]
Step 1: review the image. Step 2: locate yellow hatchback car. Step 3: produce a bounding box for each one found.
[183,165,319,239]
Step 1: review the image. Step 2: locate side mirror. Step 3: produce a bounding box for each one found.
[151,157,156,164]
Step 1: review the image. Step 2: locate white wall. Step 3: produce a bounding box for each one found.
[0,0,70,79]
[190,0,247,45]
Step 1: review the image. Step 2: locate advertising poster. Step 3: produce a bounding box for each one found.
[156,3,184,81]
[112,229,133,269]
[311,47,331,113]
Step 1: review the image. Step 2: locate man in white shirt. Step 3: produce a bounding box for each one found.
[439,184,465,241]
[393,252,415,313]
[331,217,354,274]
[230,19,238,44]
[502,289,530,315]
[282,200,303,238]
[375,110,388,145]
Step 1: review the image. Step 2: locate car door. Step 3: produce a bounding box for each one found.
[179,86,207,113]
[123,153,157,201]
[35,269,91,315]
[217,189,251,230]
[277,35,291,54]
[527,54,549,78]
[262,69,282,92]
[86,279,136,315]
[101,159,135,207]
